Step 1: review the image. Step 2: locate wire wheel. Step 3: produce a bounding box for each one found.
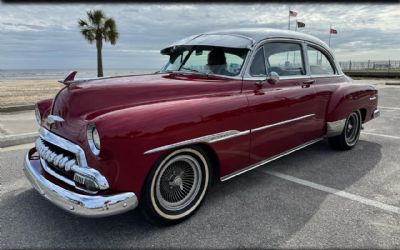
[344,112,361,146]
[155,155,202,211]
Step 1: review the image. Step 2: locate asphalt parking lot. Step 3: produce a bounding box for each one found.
[1,81,400,248]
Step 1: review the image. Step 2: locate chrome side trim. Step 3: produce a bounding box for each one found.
[24,153,138,218]
[144,114,315,155]
[252,114,315,133]
[220,138,323,181]
[326,119,346,137]
[144,130,250,155]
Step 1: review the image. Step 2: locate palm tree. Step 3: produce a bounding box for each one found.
[78,10,119,77]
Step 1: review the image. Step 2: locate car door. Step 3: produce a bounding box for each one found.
[242,40,322,164]
[306,43,347,133]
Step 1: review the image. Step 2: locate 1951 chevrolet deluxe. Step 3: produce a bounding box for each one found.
[24,28,379,225]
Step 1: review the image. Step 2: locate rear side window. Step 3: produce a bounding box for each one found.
[307,46,335,75]
[249,48,267,76]
[263,42,306,76]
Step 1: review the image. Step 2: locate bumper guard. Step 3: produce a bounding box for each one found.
[23,152,138,217]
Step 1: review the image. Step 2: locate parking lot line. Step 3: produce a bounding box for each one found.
[361,132,400,140]
[379,106,400,110]
[260,169,400,215]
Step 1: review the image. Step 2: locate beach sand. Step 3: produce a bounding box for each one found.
[0,77,392,108]
[0,79,62,107]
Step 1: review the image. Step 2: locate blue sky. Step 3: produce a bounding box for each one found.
[0,3,399,70]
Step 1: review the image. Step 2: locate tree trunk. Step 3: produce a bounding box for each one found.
[96,39,103,77]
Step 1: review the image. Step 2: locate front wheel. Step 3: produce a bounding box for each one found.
[140,146,211,225]
[328,111,362,150]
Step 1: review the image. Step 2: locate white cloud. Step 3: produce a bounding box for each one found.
[0,3,399,69]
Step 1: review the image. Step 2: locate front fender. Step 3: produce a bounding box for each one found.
[89,95,249,198]
[36,98,54,125]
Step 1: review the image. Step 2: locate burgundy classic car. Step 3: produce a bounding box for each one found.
[24,28,379,225]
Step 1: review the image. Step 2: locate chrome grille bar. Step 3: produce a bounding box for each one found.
[36,128,109,191]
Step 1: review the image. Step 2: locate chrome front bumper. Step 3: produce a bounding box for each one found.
[23,152,138,218]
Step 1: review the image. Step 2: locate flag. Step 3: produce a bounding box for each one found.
[289,10,298,17]
[330,28,337,34]
[297,21,305,28]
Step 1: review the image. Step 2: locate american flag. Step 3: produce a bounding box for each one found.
[289,10,298,17]
[330,28,338,34]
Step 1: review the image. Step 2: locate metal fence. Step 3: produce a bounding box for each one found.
[339,60,400,71]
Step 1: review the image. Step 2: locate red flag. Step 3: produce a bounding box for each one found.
[289,10,298,17]
[330,28,337,34]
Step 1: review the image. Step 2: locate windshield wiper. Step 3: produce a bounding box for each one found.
[180,67,202,73]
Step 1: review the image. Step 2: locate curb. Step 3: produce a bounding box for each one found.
[385,82,400,86]
[0,104,35,113]
[0,132,39,148]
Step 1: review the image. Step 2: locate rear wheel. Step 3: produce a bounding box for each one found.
[328,111,362,150]
[140,146,211,225]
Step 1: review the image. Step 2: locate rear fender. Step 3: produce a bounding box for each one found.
[326,83,377,137]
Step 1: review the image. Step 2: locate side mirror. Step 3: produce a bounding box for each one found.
[268,71,280,84]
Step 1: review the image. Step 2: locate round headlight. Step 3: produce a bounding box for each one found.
[87,124,100,155]
[35,105,41,125]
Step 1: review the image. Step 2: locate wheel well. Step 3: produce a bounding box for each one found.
[359,108,367,122]
[194,143,220,184]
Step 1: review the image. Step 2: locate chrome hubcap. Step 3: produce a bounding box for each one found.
[156,155,202,211]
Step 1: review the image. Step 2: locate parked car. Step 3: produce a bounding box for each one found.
[24,28,379,225]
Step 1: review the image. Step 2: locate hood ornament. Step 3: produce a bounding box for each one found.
[58,71,77,85]
[47,115,65,125]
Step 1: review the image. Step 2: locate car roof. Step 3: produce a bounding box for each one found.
[160,28,330,55]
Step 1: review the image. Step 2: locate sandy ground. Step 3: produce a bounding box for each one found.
[0,79,62,107]
[0,78,398,108]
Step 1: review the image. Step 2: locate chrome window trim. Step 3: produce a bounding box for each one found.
[243,38,309,79]
[220,137,323,181]
[144,114,315,155]
[248,46,267,77]
[304,41,342,75]
[310,74,344,79]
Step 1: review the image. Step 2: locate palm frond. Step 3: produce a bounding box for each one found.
[80,28,96,44]
[103,18,119,45]
[78,19,89,28]
[78,9,119,45]
[88,9,105,27]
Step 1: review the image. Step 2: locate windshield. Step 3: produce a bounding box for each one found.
[160,46,249,77]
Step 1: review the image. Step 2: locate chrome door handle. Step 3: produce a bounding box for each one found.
[303,80,315,85]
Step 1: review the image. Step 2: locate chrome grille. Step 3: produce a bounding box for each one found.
[35,128,110,192]
[36,138,77,171]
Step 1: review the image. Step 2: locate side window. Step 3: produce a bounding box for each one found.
[307,46,335,75]
[263,42,305,76]
[249,48,266,76]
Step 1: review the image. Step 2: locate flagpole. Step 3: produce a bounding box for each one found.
[288,6,291,30]
[328,24,332,47]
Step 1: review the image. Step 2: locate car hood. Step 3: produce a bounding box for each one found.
[47,73,237,144]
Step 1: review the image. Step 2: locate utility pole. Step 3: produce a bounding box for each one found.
[288,6,291,30]
[328,24,332,47]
